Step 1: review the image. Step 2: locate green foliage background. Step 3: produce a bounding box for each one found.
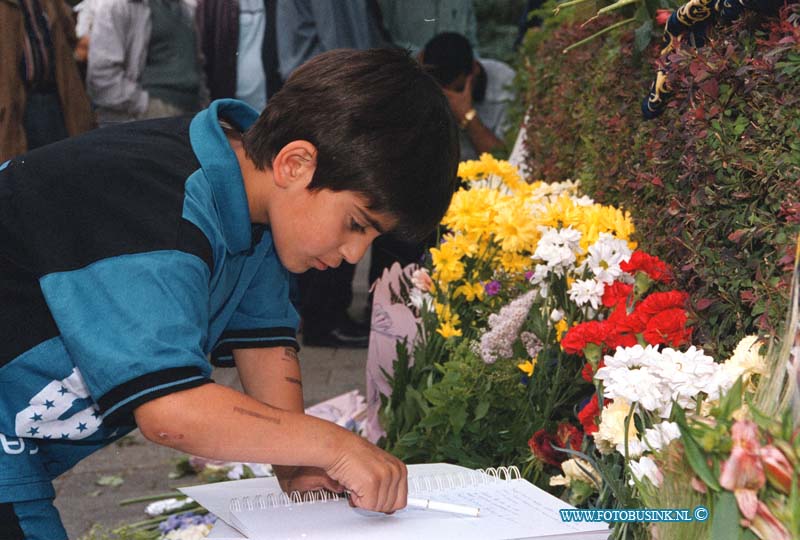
[515,5,800,356]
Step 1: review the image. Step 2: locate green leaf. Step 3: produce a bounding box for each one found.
[450,407,468,433]
[96,474,124,487]
[710,491,741,540]
[674,406,721,491]
[634,20,654,53]
[715,376,743,420]
[474,400,491,421]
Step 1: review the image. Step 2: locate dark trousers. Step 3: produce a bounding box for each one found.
[368,234,434,286]
[23,91,69,151]
[298,263,356,337]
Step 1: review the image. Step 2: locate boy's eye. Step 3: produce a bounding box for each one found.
[349,218,367,233]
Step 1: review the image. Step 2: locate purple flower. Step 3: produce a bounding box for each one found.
[525,270,534,281]
[484,280,502,296]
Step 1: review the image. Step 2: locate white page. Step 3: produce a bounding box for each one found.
[230,479,608,540]
[184,464,609,540]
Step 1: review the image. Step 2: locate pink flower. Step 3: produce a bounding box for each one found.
[719,420,765,521]
[760,445,793,495]
[749,501,791,540]
[655,9,672,26]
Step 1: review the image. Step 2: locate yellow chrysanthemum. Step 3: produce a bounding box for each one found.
[442,187,499,234]
[457,154,525,192]
[430,242,465,285]
[453,282,485,302]
[496,251,531,274]
[491,198,540,253]
[555,320,569,342]
[517,358,537,377]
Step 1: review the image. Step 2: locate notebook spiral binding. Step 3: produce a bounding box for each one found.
[228,465,520,513]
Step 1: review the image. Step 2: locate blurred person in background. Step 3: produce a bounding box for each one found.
[420,31,514,160]
[276,0,390,348]
[378,0,477,54]
[369,29,516,288]
[196,0,282,111]
[1,0,94,162]
[87,0,207,126]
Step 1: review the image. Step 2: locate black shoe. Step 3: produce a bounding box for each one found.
[302,326,369,348]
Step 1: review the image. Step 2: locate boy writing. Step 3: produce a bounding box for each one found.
[0,48,459,539]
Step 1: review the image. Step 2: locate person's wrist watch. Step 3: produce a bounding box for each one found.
[459,108,477,129]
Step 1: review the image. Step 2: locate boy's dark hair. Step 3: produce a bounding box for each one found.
[243,48,459,242]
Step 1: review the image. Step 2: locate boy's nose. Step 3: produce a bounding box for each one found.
[340,236,372,264]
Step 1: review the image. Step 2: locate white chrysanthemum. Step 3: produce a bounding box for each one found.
[571,195,595,206]
[656,346,722,405]
[595,399,638,455]
[568,278,606,310]
[529,263,550,285]
[629,456,663,487]
[643,421,681,451]
[596,346,672,414]
[550,309,564,322]
[721,335,765,384]
[532,226,582,275]
[586,233,633,284]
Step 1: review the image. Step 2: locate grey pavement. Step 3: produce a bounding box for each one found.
[53,257,373,538]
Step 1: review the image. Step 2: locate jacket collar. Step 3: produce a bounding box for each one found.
[189,99,261,254]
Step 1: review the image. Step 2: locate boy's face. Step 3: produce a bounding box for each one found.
[269,186,395,274]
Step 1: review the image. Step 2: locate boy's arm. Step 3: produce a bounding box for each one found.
[133,382,407,513]
[234,346,333,493]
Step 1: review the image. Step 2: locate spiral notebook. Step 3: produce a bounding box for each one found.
[181,463,609,540]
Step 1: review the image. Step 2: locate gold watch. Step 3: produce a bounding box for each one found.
[460,108,477,129]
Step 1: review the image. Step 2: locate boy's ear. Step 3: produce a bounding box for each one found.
[272,140,317,189]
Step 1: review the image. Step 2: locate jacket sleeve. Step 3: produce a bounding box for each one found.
[87,0,148,116]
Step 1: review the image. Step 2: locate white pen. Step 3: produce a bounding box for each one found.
[407,497,480,517]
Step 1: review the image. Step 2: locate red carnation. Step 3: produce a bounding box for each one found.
[577,395,601,435]
[635,291,689,319]
[556,422,584,453]
[602,281,633,308]
[528,430,563,467]
[621,251,672,283]
[582,359,605,383]
[561,321,606,355]
[603,306,639,348]
[643,308,693,347]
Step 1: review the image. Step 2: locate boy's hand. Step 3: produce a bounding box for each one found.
[274,465,343,495]
[325,434,407,514]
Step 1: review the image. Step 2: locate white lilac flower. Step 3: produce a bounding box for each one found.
[643,421,681,451]
[586,233,633,285]
[629,456,663,487]
[479,290,538,364]
[532,226,582,276]
[227,462,273,480]
[519,331,543,358]
[596,346,672,415]
[568,278,606,310]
